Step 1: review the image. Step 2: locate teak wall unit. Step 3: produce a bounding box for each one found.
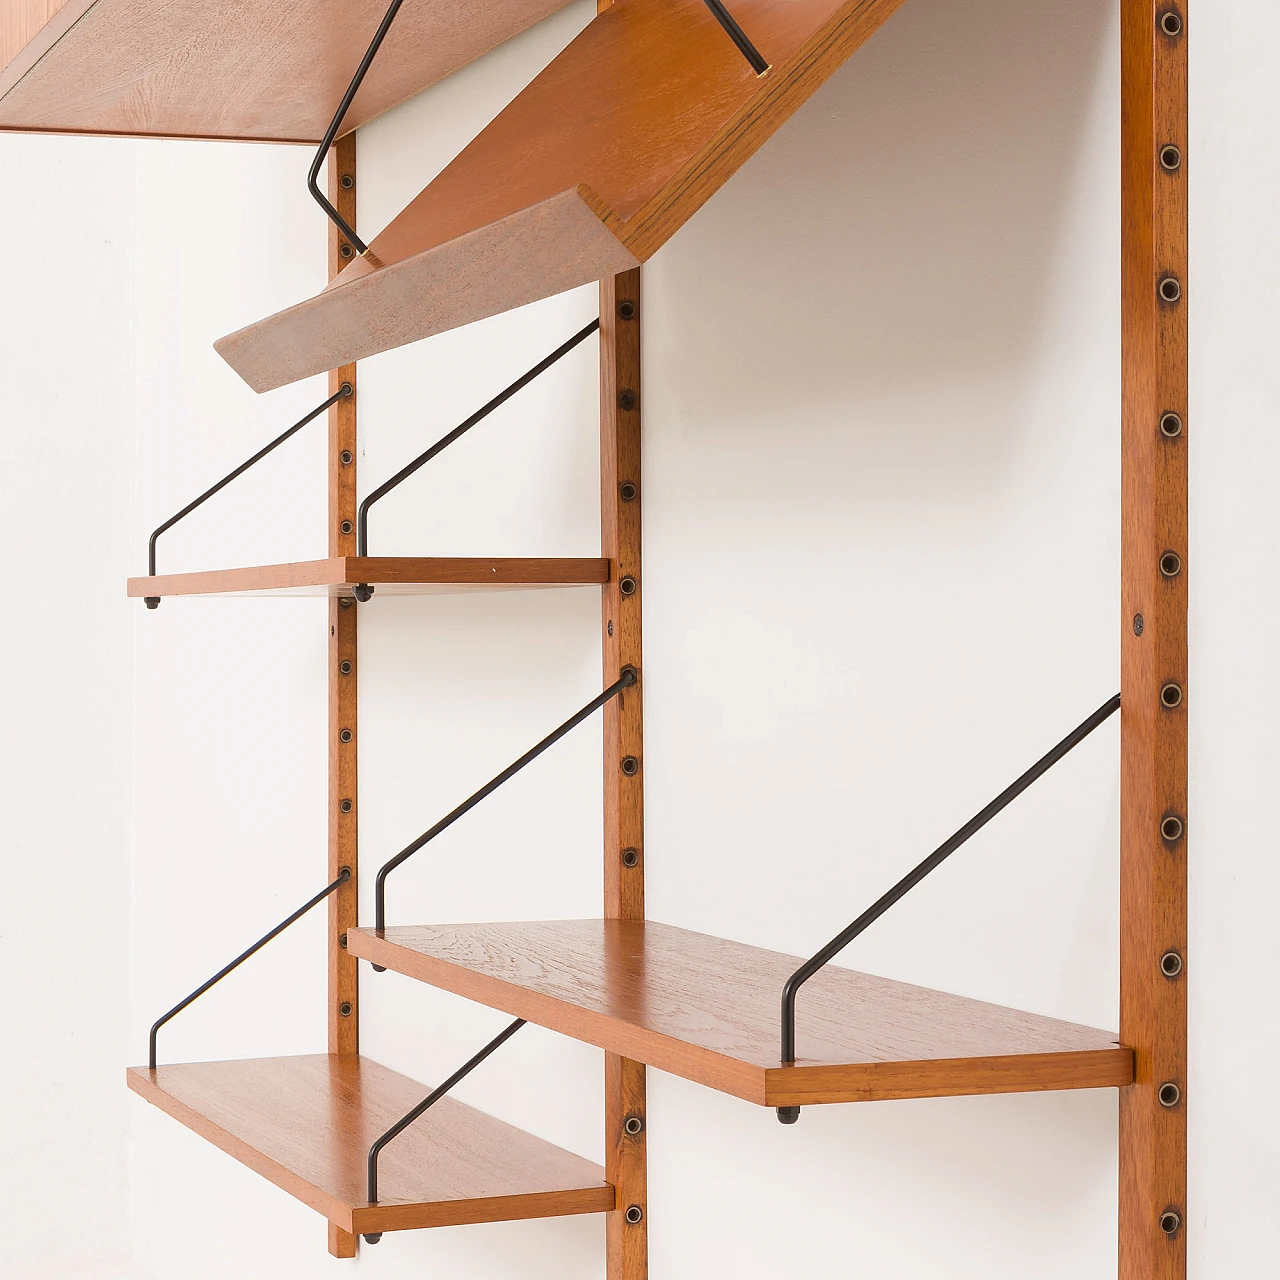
[2,0,1188,1274]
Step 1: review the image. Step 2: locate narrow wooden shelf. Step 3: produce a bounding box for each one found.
[128,556,610,599]
[127,1054,614,1235]
[0,0,574,142]
[346,920,1134,1108]
[216,0,910,391]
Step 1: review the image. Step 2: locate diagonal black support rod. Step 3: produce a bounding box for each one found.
[143,383,351,608]
[373,668,637,940]
[307,0,406,254]
[701,0,770,75]
[148,869,351,1071]
[364,1015,527,1235]
[776,692,1122,1120]
[354,319,600,586]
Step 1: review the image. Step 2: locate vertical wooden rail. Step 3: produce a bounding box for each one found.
[1119,3,1187,1278]
[327,132,361,1261]
[601,266,646,1280]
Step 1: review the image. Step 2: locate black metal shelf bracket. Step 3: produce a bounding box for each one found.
[371,667,637,946]
[775,692,1122,1124]
[307,0,406,255]
[142,383,351,608]
[351,318,600,601]
[700,0,769,75]
[361,1015,528,1244]
[147,869,351,1071]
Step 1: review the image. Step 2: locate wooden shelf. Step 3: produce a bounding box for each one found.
[127,1054,614,1235]
[0,0,575,142]
[128,556,610,599]
[216,0,909,391]
[346,920,1134,1108]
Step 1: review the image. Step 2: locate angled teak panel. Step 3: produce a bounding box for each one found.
[1119,1,1188,1277]
[215,0,912,390]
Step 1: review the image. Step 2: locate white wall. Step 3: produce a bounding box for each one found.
[0,134,137,1280]
[2,0,1275,1276]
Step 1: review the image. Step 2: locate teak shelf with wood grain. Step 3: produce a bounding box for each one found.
[215,0,910,392]
[127,1054,614,1235]
[346,920,1134,1108]
[0,0,575,141]
[127,556,611,600]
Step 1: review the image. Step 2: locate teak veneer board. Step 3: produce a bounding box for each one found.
[128,556,610,598]
[216,0,911,392]
[127,1055,615,1234]
[0,0,575,141]
[346,920,1134,1108]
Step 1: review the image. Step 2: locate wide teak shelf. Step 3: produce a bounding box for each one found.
[0,0,574,141]
[216,0,910,392]
[128,556,610,599]
[127,1054,614,1235]
[347,921,1134,1108]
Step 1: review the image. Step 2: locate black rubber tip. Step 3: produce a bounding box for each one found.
[362,1233,383,1245]
[776,1106,800,1125]
[353,583,374,603]
[372,964,387,973]
[144,597,161,610]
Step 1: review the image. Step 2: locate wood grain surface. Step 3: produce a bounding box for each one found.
[2,0,66,76]
[1118,2,1188,1276]
[128,556,610,599]
[127,1055,614,1234]
[216,187,640,392]
[215,0,909,390]
[0,0,574,140]
[347,920,1134,1107]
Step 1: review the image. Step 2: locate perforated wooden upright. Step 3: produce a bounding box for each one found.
[3,0,1187,1274]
